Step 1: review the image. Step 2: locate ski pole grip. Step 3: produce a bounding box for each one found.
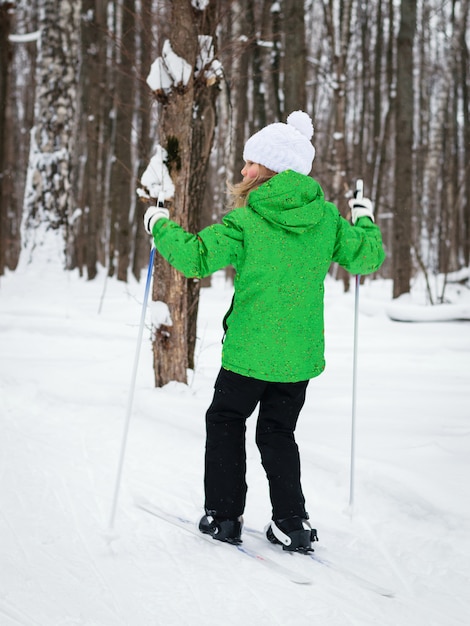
[355,179,364,200]
[157,192,165,209]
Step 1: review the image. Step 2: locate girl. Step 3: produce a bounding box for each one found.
[143,111,385,552]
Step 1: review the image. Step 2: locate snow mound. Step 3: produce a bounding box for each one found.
[386,292,470,322]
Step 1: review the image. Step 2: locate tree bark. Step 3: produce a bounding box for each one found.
[0,2,14,275]
[322,0,353,291]
[133,0,154,281]
[22,0,81,267]
[108,0,136,282]
[283,0,306,114]
[186,1,219,370]
[231,0,250,179]
[75,0,108,279]
[322,0,353,202]
[460,0,470,266]
[151,0,221,386]
[392,0,416,298]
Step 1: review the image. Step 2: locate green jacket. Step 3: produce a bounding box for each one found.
[152,170,385,382]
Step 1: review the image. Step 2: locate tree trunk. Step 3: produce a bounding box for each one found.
[460,0,470,266]
[108,0,136,282]
[283,0,306,114]
[151,0,221,386]
[259,0,282,123]
[374,0,396,264]
[322,0,353,202]
[232,0,250,178]
[22,0,81,267]
[186,1,219,371]
[371,0,383,197]
[0,2,14,275]
[75,0,108,280]
[133,0,154,281]
[3,2,38,273]
[322,0,353,291]
[247,2,266,129]
[392,0,416,298]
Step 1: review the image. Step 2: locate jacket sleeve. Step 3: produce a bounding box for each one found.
[332,214,386,275]
[151,210,244,279]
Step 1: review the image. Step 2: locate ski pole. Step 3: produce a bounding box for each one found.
[108,221,157,532]
[348,178,363,514]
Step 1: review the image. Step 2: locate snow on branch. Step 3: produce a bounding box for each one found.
[151,301,173,329]
[196,35,223,85]
[146,40,192,93]
[8,30,41,43]
[137,145,175,202]
[146,36,222,95]
[191,0,210,10]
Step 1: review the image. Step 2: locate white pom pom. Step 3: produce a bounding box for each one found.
[286,111,314,140]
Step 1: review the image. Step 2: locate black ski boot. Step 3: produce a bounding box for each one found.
[199,513,243,545]
[266,516,318,554]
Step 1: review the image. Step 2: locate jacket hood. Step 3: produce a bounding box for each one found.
[247,170,326,233]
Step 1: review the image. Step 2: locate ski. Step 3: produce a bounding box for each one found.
[310,550,394,597]
[245,526,395,598]
[137,498,394,597]
[136,498,312,586]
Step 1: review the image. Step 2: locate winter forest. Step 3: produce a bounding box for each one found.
[1,3,470,624]
[1,0,470,386]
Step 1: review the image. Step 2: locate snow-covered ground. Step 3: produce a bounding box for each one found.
[1,260,469,626]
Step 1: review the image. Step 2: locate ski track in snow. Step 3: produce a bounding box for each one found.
[1,267,469,625]
[60,479,129,625]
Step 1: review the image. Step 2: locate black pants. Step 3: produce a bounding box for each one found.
[204,368,309,521]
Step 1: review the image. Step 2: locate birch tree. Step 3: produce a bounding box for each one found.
[22,0,81,267]
[5,2,38,273]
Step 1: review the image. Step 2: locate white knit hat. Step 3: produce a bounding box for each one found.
[243,111,315,176]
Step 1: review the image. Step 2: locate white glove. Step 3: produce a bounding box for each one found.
[348,197,374,224]
[143,204,169,234]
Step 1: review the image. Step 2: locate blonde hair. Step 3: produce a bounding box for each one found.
[226,164,277,209]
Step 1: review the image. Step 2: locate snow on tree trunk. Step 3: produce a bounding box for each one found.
[21,0,81,267]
